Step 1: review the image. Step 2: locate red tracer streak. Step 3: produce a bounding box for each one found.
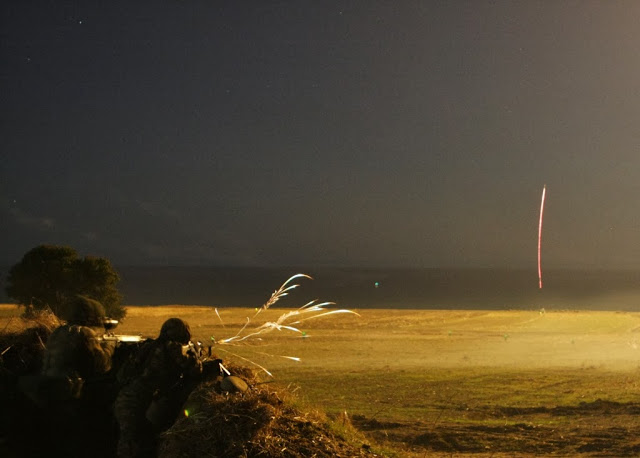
[538,185,546,289]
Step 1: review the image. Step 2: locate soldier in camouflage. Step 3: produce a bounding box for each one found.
[41,295,114,386]
[38,295,117,456]
[114,317,202,458]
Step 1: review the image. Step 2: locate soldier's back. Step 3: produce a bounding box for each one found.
[42,324,110,379]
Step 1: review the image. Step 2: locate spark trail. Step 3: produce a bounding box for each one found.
[538,185,547,289]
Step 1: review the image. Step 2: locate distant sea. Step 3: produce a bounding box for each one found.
[2,266,640,311]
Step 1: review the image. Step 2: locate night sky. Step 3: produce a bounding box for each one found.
[2,1,640,269]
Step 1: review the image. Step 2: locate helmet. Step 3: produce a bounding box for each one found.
[159,318,191,344]
[63,295,106,326]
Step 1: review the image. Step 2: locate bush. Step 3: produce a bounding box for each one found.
[5,245,125,320]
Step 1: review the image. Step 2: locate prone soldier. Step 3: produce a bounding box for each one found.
[30,295,115,404]
[27,295,117,456]
[114,317,203,458]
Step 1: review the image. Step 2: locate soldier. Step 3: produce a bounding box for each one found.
[114,317,202,458]
[38,295,116,456]
[41,295,114,386]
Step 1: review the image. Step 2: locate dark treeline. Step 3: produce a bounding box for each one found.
[3,266,640,311]
[95,267,640,311]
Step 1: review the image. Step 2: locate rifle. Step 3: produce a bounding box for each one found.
[186,342,245,392]
[99,319,148,378]
[183,340,229,378]
[101,319,145,345]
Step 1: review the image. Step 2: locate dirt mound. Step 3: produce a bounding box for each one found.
[0,310,58,376]
[0,315,60,457]
[159,376,374,458]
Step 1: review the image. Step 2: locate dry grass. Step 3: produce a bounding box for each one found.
[114,306,640,457]
[159,366,374,457]
[4,304,640,456]
[0,307,60,376]
[0,304,377,458]
[99,306,640,374]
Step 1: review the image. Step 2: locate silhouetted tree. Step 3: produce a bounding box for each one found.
[5,244,125,319]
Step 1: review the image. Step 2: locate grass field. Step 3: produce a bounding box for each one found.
[3,303,640,456]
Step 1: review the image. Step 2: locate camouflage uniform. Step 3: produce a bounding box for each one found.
[38,295,116,456]
[42,324,112,380]
[40,295,114,398]
[114,318,202,458]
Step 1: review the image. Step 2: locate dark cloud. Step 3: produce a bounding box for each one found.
[2,1,640,268]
